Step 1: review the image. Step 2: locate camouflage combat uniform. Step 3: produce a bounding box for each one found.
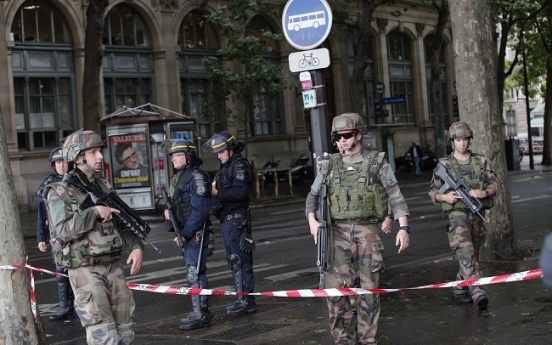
[306,149,409,345]
[43,170,143,345]
[429,152,498,301]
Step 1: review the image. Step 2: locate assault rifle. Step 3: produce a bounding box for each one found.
[317,173,329,288]
[70,169,162,253]
[161,186,185,252]
[434,164,487,223]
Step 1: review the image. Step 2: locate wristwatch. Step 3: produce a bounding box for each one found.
[387,214,393,220]
[399,225,410,234]
[484,190,489,198]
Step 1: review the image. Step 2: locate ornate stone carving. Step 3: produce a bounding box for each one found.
[416,23,425,37]
[376,18,388,34]
[152,0,179,11]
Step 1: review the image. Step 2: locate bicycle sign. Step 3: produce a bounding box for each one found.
[282,0,333,50]
[289,48,330,73]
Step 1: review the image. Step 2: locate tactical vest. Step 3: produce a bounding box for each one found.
[441,154,494,211]
[216,156,251,217]
[44,180,125,268]
[328,151,388,220]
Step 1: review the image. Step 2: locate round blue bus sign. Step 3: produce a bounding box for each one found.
[282,0,333,51]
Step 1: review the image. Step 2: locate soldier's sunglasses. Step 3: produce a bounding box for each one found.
[333,131,356,141]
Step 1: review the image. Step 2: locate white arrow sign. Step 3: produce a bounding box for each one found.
[289,48,330,73]
[302,89,317,109]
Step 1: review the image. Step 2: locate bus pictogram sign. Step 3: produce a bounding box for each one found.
[282,0,333,51]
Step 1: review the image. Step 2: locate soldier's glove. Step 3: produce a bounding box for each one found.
[239,231,255,254]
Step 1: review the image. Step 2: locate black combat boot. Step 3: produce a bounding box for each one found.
[180,297,211,330]
[49,283,75,321]
[454,291,473,304]
[226,296,256,316]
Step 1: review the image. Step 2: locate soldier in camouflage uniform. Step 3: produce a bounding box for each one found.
[43,130,144,345]
[429,121,497,309]
[162,139,212,330]
[34,147,74,321]
[306,113,410,345]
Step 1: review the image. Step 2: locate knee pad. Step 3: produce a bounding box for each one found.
[117,321,135,345]
[187,266,199,288]
[227,253,241,273]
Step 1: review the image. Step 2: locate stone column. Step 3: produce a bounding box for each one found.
[412,23,429,126]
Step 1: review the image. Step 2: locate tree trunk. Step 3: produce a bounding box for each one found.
[0,111,45,344]
[542,57,552,165]
[82,0,109,132]
[448,0,517,260]
[428,1,448,159]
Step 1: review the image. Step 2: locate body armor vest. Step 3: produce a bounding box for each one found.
[44,180,125,268]
[441,154,494,211]
[216,156,251,217]
[328,151,388,220]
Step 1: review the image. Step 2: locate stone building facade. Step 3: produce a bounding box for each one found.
[0,0,456,211]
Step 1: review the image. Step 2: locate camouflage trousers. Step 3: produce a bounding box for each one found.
[325,220,384,345]
[447,209,487,299]
[68,261,135,345]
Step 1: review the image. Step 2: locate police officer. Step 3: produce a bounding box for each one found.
[162,139,212,330]
[306,113,410,345]
[43,130,144,345]
[203,131,256,315]
[34,147,74,321]
[429,121,497,309]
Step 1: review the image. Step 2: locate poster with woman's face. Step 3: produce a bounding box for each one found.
[110,133,150,189]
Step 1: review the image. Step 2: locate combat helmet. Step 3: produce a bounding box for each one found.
[62,130,104,163]
[202,131,244,154]
[49,147,64,166]
[331,113,366,134]
[161,139,197,156]
[448,121,473,140]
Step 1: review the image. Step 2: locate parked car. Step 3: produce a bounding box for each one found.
[519,137,543,154]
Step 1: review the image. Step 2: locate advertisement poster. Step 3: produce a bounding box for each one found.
[110,133,150,189]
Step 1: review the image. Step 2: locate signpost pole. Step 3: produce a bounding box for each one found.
[310,70,330,166]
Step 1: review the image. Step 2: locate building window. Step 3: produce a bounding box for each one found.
[388,30,414,124]
[424,35,448,123]
[104,78,152,114]
[178,11,218,50]
[179,10,221,137]
[252,80,282,135]
[15,77,74,150]
[103,4,150,46]
[11,0,71,44]
[247,16,283,135]
[347,35,375,125]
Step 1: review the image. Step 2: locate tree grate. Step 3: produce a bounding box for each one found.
[207,323,291,341]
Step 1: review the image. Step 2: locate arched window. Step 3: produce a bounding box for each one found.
[11,0,76,150]
[246,16,283,136]
[11,0,70,44]
[387,30,414,124]
[424,34,448,122]
[179,10,220,138]
[102,5,150,46]
[103,4,153,113]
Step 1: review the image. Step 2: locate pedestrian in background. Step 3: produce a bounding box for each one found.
[410,141,422,176]
[428,121,497,309]
[203,131,257,315]
[305,113,410,345]
[162,139,212,330]
[43,130,144,345]
[33,147,74,321]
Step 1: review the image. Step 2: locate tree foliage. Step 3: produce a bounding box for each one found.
[202,0,287,136]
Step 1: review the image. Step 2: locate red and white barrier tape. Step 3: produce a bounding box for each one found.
[27,254,37,322]
[1,263,543,297]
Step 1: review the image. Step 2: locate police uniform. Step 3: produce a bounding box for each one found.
[429,122,498,308]
[43,130,143,345]
[163,139,212,330]
[34,147,74,321]
[306,113,410,345]
[203,131,256,316]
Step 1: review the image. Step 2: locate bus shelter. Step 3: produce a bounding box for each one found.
[100,103,196,211]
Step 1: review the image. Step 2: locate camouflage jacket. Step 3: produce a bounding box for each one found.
[428,151,498,206]
[43,171,142,268]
